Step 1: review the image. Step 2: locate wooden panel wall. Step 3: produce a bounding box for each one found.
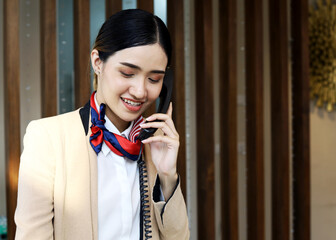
[268,0,290,239]
[105,0,122,18]
[167,0,186,196]
[74,0,91,108]
[40,0,57,117]
[194,0,215,239]
[291,0,310,239]
[138,0,153,13]
[4,1,20,239]
[219,0,239,239]
[244,1,265,240]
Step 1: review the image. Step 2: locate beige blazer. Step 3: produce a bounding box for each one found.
[14,103,189,240]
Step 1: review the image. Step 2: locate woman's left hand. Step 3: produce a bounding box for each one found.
[140,102,179,199]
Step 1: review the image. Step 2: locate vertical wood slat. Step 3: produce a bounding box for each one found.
[244,1,265,240]
[4,1,20,239]
[40,0,57,117]
[167,0,186,197]
[137,0,153,13]
[194,0,215,239]
[268,0,290,239]
[74,0,91,108]
[291,0,311,240]
[105,0,122,18]
[219,0,239,239]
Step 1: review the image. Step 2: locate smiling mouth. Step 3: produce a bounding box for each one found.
[121,97,143,106]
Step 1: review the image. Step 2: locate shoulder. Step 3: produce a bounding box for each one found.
[24,108,84,141]
[31,109,81,126]
[28,108,81,129]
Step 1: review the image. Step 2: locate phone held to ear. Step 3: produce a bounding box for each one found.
[138,69,173,141]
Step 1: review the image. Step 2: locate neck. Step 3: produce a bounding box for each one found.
[106,110,130,133]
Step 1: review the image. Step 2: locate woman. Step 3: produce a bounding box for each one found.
[15,9,189,240]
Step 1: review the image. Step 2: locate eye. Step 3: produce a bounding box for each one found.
[148,77,161,83]
[148,74,163,83]
[120,71,134,78]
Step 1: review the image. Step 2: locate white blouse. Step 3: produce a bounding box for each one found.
[95,96,140,240]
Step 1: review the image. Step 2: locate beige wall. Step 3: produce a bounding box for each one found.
[310,103,336,239]
[184,0,198,239]
[19,0,41,141]
[236,0,247,239]
[308,0,336,239]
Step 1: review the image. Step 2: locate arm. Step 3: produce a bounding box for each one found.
[15,121,55,240]
[152,175,190,240]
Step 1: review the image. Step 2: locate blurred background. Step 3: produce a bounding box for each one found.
[1,0,336,239]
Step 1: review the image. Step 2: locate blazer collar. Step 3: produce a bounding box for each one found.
[79,101,90,135]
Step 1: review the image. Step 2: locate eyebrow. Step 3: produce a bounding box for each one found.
[120,62,165,74]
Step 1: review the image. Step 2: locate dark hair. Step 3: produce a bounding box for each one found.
[93,9,172,89]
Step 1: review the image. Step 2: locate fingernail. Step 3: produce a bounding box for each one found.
[146,116,154,121]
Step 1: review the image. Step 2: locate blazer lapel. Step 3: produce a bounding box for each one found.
[79,101,90,135]
[80,101,98,240]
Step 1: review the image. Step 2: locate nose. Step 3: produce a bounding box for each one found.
[129,77,147,100]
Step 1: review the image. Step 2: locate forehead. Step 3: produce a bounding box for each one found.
[105,43,168,71]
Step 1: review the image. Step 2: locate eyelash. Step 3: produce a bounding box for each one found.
[121,71,134,78]
[121,71,161,83]
[149,78,161,83]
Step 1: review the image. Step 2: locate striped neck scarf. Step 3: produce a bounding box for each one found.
[89,92,144,161]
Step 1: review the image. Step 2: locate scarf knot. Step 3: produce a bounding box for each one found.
[89,92,144,161]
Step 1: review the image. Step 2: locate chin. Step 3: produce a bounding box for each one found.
[120,112,143,122]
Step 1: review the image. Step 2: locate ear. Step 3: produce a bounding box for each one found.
[91,49,103,74]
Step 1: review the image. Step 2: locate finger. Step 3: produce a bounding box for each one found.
[167,102,173,118]
[140,121,178,138]
[141,134,180,147]
[145,113,169,122]
[145,113,178,135]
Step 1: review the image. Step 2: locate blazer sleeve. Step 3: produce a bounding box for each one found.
[15,120,56,240]
[152,175,190,240]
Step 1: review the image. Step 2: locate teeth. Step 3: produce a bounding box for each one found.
[122,98,141,106]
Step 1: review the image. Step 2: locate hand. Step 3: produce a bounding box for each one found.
[140,102,179,199]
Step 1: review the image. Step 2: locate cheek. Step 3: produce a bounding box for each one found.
[105,76,128,94]
[147,84,163,101]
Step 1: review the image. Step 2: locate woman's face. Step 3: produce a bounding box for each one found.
[92,43,168,132]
